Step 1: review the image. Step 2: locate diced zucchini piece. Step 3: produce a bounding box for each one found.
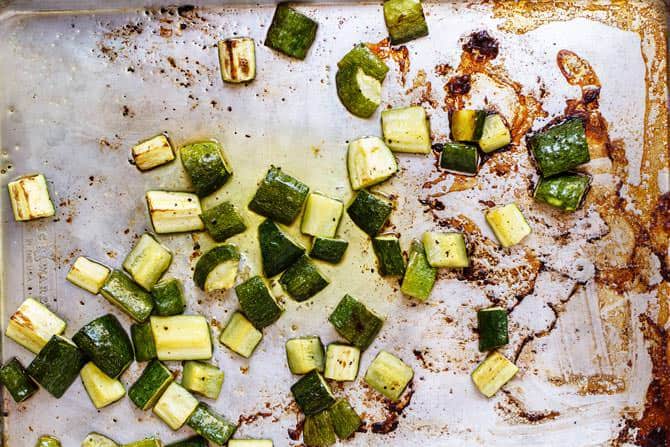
[165,437,206,447]
[180,141,232,197]
[324,344,360,382]
[422,231,469,268]
[27,335,86,398]
[151,278,186,316]
[401,239,436,301]
[479,114,511,153]
[336,65,382,118]
[338,44,389,81]
[182,361,224,400]
[236,275,283,328]
[153,382,199,430]
[0,357,38,402]
[66,257,110,294]
[471,351,519,397]
[131,321,157,362]
[303,411,336,447]
[36,436,61,447]
[100,270,155,322]
[264,3,318,60]
[383,0,429,45]
[290,370,335,415]
[200,201,246,242]
[123,233,172,291]
[286,336,325,374]
[477,307,508,352]
[346,190,393,237]
[372,235,405,276]
[258,219,305,277]
[529,118,590,177]
[381,106,432,153]
[193,244,240,292]
[451,109,486,142]
[82,432,119,447]
[80,362,126,409]
[249,167,310,224]
[218,37,256,83]
[329,399,361,440]
[329,295,384,350]
[301,193,343,238]
[219,312,262,358]
[150,315,212,361]
[485,203,532,247]
[534,173,590,211]
[132,134,175,171]
[228,441,273,447]
[7,174,55,221]
[279,255,329,302]
[73,314,134,378]
[146,191,204,234]
[310,237,348,264]
[187,402,237,445]
[439,142,479,176]
[128,359,174,410]
[122,439,162,447]
[364,350,414,401]
[347,137,398,191]
[5,297,66,354]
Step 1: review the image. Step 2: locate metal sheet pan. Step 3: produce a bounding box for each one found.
[0,1,667,445]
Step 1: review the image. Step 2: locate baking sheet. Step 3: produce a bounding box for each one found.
[0,1,667,445]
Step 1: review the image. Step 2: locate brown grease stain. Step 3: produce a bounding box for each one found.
[367,38,410,86]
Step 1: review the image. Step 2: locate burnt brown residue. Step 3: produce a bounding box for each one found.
[367,38,411,86]
[288,417,305,441]
[238,411,273,426]
[462,30,500,63]
[649,193,670,281]
[446,74,471,95]
[499,390,560,424]
[369,382,415,435]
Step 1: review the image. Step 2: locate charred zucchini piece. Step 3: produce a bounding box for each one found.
[193,244,240,292]
[372,235,405,276]
[329,399,361,440]
[218,37,256,83]
[0,358,38,402]
[479,114,511,153]
[336,65,382,118]
[324,344,360,382]
[100,270,154,322]
[219,312,262,358]
[310,237,348,264]
[146,191,204,234]
[383,0,429,44]
[153,382,199,430]
[180,141,232,197]
[151,278,186,316]
[301,193,343,238]
[27,335,86,398]
[381,106,432,153]
[79,362,126,409]
[328,295,384,350]
[182,361,224,400]
[279,255,329,302]
[258,219,305,277]
[347,136,398,191]
[290,370,335,415]
[286,336,325,374]
[236,275,283,328]
[534,173,590,211]
[66,257,110,294]
[364,350,414,401]
[303,411,336,447]
[199,201,246,242]
[8,173,55,221]
[264,3,318,60]
[5,298,66,354]
[451,109,486,142]
[529,118,590,177]
[337,44,389,81]
[439,142,479,175]
[485,203,532,248]
[346,190,393,237]
[150,315,212,361]
[72,314,134,378]
[123,233,172,291]
[128,359,174,410]
[422,231,469,268]
[249,167,310,224]
[131,321,157,362]
[187,402,237,445]
[400,240,436,301]
[132,134,175,171]
[477,307,508,352]
[471,351,518,397]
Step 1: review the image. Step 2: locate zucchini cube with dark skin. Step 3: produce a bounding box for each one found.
[249,167,310,224]
[329,399,362,439]
[151,278,186,316]
[0,358,38,403]
[236,275,283,328]
[182,361,224,400]
[199,201,247,242]
[328,295,384,350]
[310,237,349,264]
[131,321,157,362]
[193,244,240,292]
[534,172,591,211]
[72,314,134,378]
[338,44,389,82]
[439,142,479,176]
[165,436,208,447]
[128,359,174,410]
[100,270,155,322]
[477,307,509,352]
[279,255,329,302]
[258,219,305,277]
[180,141,232,197]
[27,335,87,398]
[303,411,336,446]
[346,190,393,237]
[372,235,406,276]
[264,3,318,60]
[187,402,237,445]
[383,0,429,45]
[290,370,336,415]
[528,118,590,177]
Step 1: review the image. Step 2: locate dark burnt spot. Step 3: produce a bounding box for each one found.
[177,5,195,17]
[447,74,471,95]
[237,411,272,426]
[288,418,305,441]
[167,56,177,68]
[462,30,499,62]
[582,85,601,104]
[369,381,415,435]
[419,197,445,211]
[431,143,444,152]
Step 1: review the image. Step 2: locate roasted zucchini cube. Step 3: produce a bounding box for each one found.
[236,275,283,328]
[219,312,262,358]
[347,136,398,191]
[218,37,256,83]
[123,439,161,447]
[285,336,325,375]
[400,239,436,301]
[182,361,224,400]
[72,314,134,378]
[529,118,590,177]
[80,362,126,409]
[128,359,174,410]
[150,315,212,361]
[329,399,362,440]
[534,173,591,212]
[258,219,305,277]
[7,173,55,221]
[153,382,199,430]
[485,203,532,248]
[303,411,336,447]
[132,134,175,171]
[336,65,382,118]
[422,231,469,268]
[5,297,66,354]
[193,244,240,292]
[100,270,155,322]
[338,44,389,82]
[301,193,343,238]
[146,190,204,234]
[383,0,429,44]
[264,3,318,59]
[364,350,414,401]
[479,114,511,153]
[471,351,518,397]
[290,370,335,415]
[249,166,310,225]
[279,255,330,302]
[180,141,232,197]
[35,436,62,447]
[187,402,237,445]
[439,142,479,176]
[324,344,360,382]
[151,278,186,316]
[0,358,38,403]
[310,237,348,264]
[477,307,509,352]
[381,106,432,153]
[131,321,157,362]
[199,201,247,242]
[346,190,393,237]
[165,436,207,447]
[27,335,87,398]
[328,295,384,350]
[81,433,119,447]
[372,235,405,276]
[451,109,486,142]
[123,233,172,291]
[66,257,110,294]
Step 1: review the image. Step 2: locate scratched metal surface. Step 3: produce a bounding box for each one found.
[0,1,667,446]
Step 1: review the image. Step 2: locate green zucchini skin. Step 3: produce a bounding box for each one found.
[236,275,283,328]
[338,44,389,81]
[346,190,393,237]
[534,173,591,211]
[27,335,86,398]
[400,240,436,301]
[165,436,208,447]
[383,0,429,45]
[264,3,318,60]
[0,357,38,402]
[329,399,362,440]
[290,370,335,415]
[180,141,232,197]
[335,65,381,118]
[128,359,174,410]
[100,270,155,322]
[35,436,62,447]
[303,411,337,447]
[328,295,383,350]
[477,307,509,352]
[372,236,405,276]
[439,142,479,176]
[200,201,247,242]
[193,244,240,290]
[529,118,590,177]
[258,219,305,277]
[249,167,310,224]
[279,255,329,302]
[310,237,348,264]
[131,321,157,362]
[187,402,237,445]
[72,314,134,378]
[151,278,186,316]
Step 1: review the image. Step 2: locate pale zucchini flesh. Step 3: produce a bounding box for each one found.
[364,350,414,401]
[219,37,256,83]
[204,260,239,292]
[153,382,199,430]
[181,361,224,400]
[285,336,325,374]
[123,233,172,291]
[81,433,119,447]
[219,312,262,358]
[347,136,398,190]
[8,174,55,221]
[301,193,343,238]
[422,231,469,268]
[150,315,212,361]
[146,191,204,234]
[485,203,532,247]
[6,298,66,354]
[471,351,519,397]
[381,106,431,153]
[67,257,110,294]
[132,134,175,171]
[324,344,360,382]
[80,362,126,409]
[479,114,511,153]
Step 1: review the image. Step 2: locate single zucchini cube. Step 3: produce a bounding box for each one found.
[182,361,224,400]
[264,3,318,60]
[381,106,432,153]
[372,235,405,276]
[383,0,429,44]
[27,335,87,398]
[439,142,479,176]
[279,255,330,302]
[153,382,199,430]
[364,350,414,401]
[347,136,398,191]
[479,114,511,153]
[422,231,469,268]
[80,362,126,409]
[187,402,237,445]
[310,237,348,264]
[128,359,174,410]
[301,193,343,238]
[477,307,509,352]
[258,219,305,277]
[336,65,382,118]
[131,321,157,362]
[236,275,283,328]
[5,297,66,354]
[151,278,186,316]
[303,411,336,447]
[132,134,175,171]
[150,315,212,361]
[123,439,161,447]
[218,37,256,83]
[200,201,247,242]
[73,314,134,378]
[485,203,532,247]
[228,440,273,447]
[338,44,389,82]
[180,141,232,197]
[66,257,110,294]
[328,295,383,350]
[249,167,310,225]
[123,233,172,291]
[146,190,204,234]
[290,370,335,415]
[324,344,360,382]
[0,358,38,403]
[286,336,325,374]
[346,190,393,237]
[329,399,362,440]
[529,118,590,177]
[165,436,207,447]
[82,432,119,447]
[193,244,240,292]
[35,436,61,447]
[401,240,437,302]
[534,173,591,212]
[471,351,519,397]
[7,173,55,221]
[451,109,486,142]
[100,270,155,322]
[219,312,262,358]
